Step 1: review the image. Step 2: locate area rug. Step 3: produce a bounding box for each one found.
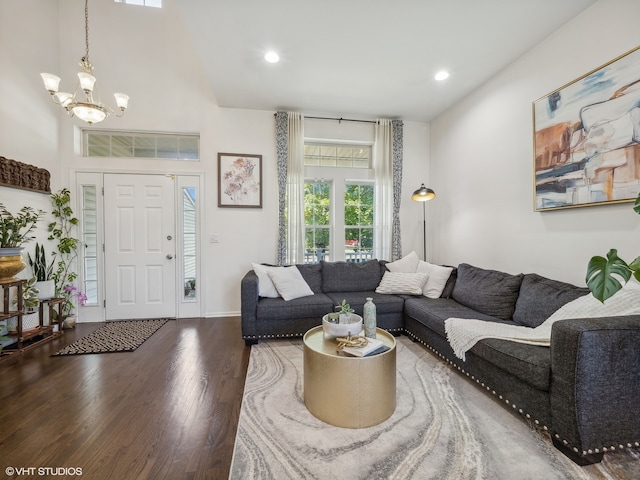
[52,319,169,356]
[229,337,640,480]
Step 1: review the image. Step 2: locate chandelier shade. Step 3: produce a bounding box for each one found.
[40,0,128,125]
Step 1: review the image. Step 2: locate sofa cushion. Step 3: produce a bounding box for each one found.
[416,261,454,298]
[256,293,334,321]
[267,266,314,301]
[404,297,503,338]
[375,271,428,295]
[326,291,405,316]
[440,267,457,298]
[322,260,382,293]
[385,251,420,273]
[251,263,283,298]
[296,263,323,293]
[404,296,551,391]
[452,263,524,320]
[471,339,552,391]
[512,273,590,327]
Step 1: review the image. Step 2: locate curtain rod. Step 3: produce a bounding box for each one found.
[305,116,377,124]
[273,113,377,124]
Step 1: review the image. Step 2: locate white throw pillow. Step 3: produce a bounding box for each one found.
[375,271,429,295]
[385,251,420,273]
[267,266,314,301]
[416,261,453,298]
[251,263,281,298]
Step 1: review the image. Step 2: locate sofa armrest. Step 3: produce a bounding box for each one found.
[550,315,640,456]
[241,270,260,342]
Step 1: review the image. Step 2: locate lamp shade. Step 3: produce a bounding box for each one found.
[40,73,61,93]
[411,184,436,202]
[114,93,129,110]
[77,72,97,93]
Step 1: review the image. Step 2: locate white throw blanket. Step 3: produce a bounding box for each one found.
[445,279,640,360]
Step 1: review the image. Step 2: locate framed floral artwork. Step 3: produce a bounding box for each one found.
[218,153,262,208]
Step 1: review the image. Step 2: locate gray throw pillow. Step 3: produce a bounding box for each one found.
[512,273,589,327]
[322,260,382,293]
[452,263,524,320]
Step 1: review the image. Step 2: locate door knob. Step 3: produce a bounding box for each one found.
[166,254,174,260]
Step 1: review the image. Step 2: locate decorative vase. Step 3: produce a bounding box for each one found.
[63,316,77,329]
[363,297,377,339]
[0,248,26,281]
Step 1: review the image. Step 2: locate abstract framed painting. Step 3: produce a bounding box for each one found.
[218,153,262,208]
[533,45,640,211]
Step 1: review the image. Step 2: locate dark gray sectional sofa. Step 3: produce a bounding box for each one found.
[240,259,640,465]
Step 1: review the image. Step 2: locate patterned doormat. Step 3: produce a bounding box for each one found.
[52,319,169,356]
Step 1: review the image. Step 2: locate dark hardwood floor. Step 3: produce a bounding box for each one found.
[0,317,250,480]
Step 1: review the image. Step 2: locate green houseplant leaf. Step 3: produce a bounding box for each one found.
[586,192,640,302]
[586,249,632,303]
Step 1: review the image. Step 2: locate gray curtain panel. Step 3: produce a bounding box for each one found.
[275,111,288,265]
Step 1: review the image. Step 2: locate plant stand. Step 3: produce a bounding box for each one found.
[0,279,62,361]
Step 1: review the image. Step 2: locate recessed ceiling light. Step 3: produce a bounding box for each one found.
[264,51,280,63]
[434,71,450,81]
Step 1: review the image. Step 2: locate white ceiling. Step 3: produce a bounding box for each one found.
[175,0,597,122]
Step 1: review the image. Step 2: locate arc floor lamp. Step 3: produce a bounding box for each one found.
[411,184,436,260]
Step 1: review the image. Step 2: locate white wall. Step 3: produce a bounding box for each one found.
[430,0,640,286]
[0,0,61,230]
[0,0,430,319]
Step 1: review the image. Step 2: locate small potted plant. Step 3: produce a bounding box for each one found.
[8,276,40,334]
[336,299,355,324]
[28,242,56,300]
[22,276,40,313]
[322,299,363,339]
[0,204,44,281]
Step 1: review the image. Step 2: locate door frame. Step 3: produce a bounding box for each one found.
[73,169,205,323]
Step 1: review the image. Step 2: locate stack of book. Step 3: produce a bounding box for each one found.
[341,338,389,357]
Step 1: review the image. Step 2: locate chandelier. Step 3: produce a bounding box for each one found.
[40,0,129,125]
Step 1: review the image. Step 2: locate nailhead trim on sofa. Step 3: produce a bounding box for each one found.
[403,329,640,457]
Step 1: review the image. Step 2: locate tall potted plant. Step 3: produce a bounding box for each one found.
[48,188,85,325]
[586,192,640,302]
[0,204,44,281]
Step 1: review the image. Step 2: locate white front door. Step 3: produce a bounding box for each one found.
[104,174,176,320]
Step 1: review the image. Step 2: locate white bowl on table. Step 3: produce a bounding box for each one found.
[322,314,363,339]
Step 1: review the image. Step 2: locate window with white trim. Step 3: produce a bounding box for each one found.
[304,142,374,263]
[83,131,199,160]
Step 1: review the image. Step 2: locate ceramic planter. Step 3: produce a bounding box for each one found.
[35,279,56,300]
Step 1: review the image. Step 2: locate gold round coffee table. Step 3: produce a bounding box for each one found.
[303,326,396,428]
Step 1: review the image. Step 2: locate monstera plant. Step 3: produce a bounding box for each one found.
[586,193,640,303]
